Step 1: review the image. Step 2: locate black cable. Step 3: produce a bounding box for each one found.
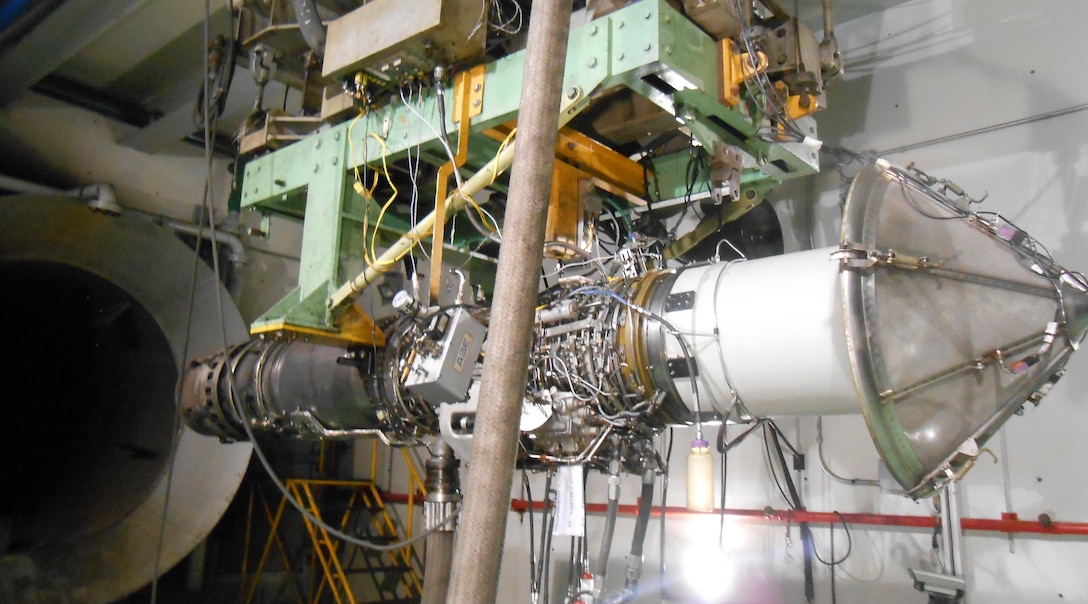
[715,407,739,548]
[763,424,793,506]
[639,151,662,209]
[719,422,728,546]
[664,427,674,467]
[568,535,579,598]
[659,429,673,600]
[812,511,853,567]
[768,425,814,603]
[670,145,708,239]
[542,493,556,604]
[720,418,765,454]
[537,468,556,602]
[151,3,219,602]
[194,33,236,127]
[523,469,537,591]
[767,419,803,460]
[801,523,816,603]
[767,425,802,509]
[830,520,837,604]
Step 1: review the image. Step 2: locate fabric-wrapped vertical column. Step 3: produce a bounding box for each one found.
[445,2,573,603]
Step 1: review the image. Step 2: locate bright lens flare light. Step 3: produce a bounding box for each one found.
[682,542,735,602]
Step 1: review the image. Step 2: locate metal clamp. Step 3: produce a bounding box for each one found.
[832,244,940,270]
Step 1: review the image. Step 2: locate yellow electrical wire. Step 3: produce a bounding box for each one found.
[466,127,520,233]
[445,126,517,235]
[356,114,517,272]
[347,110,382,267]
[490,127,516,185]
[347,109,368,196]
[457,189,498,233]
[368,132,400,271]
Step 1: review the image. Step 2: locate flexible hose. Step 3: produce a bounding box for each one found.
[594,497,619,583]
[601,461,657,604]
[594,439,622,592]
[420,531,454,604]
[630,480,654,560]
[291,0,325,54]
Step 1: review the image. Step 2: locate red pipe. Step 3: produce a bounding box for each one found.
[507,499,1088,538]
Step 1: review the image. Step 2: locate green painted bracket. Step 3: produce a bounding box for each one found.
[662,179,778,259]
[241,0,821,335]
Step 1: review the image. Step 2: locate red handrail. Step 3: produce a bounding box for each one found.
[506,499,1088,537]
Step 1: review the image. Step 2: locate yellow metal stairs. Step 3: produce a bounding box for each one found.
[240,445,427,604]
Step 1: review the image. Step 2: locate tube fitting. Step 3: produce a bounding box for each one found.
[424,443,461,531]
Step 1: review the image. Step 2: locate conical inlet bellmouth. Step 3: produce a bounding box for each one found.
[838,161,1087,497]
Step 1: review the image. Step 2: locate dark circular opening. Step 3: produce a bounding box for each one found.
[0,261,177,549]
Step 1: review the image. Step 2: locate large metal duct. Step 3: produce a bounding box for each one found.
[0,197,251,603]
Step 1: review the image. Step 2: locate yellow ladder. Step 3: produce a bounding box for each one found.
[240,445,427,604]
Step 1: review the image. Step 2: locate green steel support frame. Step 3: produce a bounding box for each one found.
[239,0,819,336]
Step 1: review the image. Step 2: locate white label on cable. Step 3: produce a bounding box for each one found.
[553,464,585,536]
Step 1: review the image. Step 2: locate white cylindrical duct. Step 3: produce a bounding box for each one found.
[639,160,1087,496]
[660,247,856,417]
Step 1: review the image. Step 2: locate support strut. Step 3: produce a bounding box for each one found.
[445,1,574,602]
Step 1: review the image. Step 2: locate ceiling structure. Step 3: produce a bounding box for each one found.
[0,0,913,158]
